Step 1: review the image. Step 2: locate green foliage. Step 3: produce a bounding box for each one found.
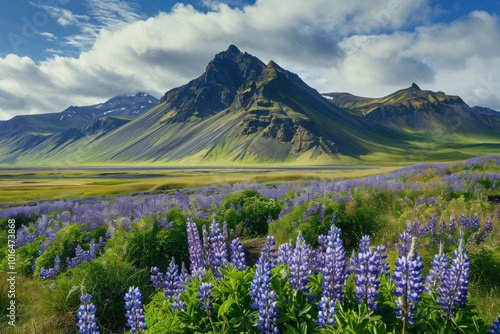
[40,256,152,333]
[124,208,190,271]
[34,223,106,276]
[217,190,282,237]
[15,236,47,276]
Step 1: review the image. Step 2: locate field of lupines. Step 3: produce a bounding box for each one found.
[1,155,500,333]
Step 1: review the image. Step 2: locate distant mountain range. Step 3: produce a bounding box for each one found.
[1,45,499,166]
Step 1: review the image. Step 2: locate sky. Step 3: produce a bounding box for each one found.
[0,0,499,120]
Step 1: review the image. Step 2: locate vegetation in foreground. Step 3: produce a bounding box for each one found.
[0,155,499,333]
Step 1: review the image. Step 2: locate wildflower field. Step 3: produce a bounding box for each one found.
[1,155,500,333]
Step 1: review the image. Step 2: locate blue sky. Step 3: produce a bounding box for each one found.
[0,0,499,119]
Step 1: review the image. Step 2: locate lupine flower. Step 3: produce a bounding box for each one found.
[355,235,380,310]
[258,289,279,334]
[277,242,292,266]
[77,293,100,334]
[320,225,346,303]
[150,267,164,289]
[397,232,414,257]
[163,257,180,300]
[393,238,424,327]
[438,236,470,319]
[289,233,312,292]
[208,219,228,278]
[229,238,246,270]
[250,236,277,309]
[374,245,390,277]
[124,286,147,333]
[197,282,214,314]
[425,244,448,293]
[449,216,456,234]
[489,314,500,334]
[186,219,206,277]
[316,296,336,327]
[40,255,61,280]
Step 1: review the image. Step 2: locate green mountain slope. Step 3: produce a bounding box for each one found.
[24,46,398,165]
[3,47,500,166]
[323,83,500,134]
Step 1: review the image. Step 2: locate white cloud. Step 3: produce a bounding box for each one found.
[1,0,499,121]
[38,31,58,41]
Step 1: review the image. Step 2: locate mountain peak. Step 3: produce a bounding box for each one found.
[215,44,242,60]
[411,82,421,90]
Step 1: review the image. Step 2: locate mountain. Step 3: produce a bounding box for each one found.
[2,46,500,166]
[473,106,500,119]
[32,45,391,165]
[322,83,500,134]
[0,93,158,163]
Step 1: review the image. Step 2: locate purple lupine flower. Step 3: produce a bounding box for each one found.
[250,236,277,310]
[439,218,447,237]
[320,224,346,303]
[186,219,205,277]
[277,242,292,266]
[489,314,500,334]
[374,245,390,277]
[77,293,100,334]
[425,244,448,293]
[396,232,413,257]
[124,286,147,333]
[458,215,468,228]
[229,238,246,271]
[316,296,336,327]
[171,262,189,310]
[428,216,437,240]
[40,255,61,280]
[393,238,424,327]
[314,234,327,273]
[470,214,481,230]
[289,233,312,292]
[163,257,179,300]
[438,236,470,319]
[449,216,456,234]
[208,219,228,278]
[197,282,214,314]
[258,289,279,334]
[355,235,380,311]
[150,267,164,290]
[202,224,210,268]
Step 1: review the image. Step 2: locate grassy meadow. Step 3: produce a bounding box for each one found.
[0,166,396,204]
[0,157,499,333]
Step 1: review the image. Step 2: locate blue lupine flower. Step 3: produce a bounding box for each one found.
[124,286,147,333]
[393,238,424,326]
[150,266,164,290]
[258,289,279,334]
[374,245,390,277]
[425,244,448,293]
[163,257,179,300]
[489,314,500,334]
[355,235,380,311]
[229,237,246,271]
[438,236,470,319]
[197,282,214,314]
[277,242,292,266]
[289,233,312,292]
[77,293,100,334]
[250,236,276,309]
[40,255,61,280]
[208,219,228,278]
[316,296,336,327]
[320,225,346,303]
[186,219,206,277]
